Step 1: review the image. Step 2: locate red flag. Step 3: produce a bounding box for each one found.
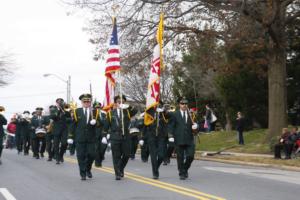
[103,17,121,111]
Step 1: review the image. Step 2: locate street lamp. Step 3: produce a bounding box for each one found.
[43,73,71,103]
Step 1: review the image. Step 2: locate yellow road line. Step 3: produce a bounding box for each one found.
[65,157,225,200]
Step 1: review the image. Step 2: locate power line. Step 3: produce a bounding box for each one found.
[0,91,65,99]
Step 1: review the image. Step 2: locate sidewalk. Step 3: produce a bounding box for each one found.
[195,150,300,172]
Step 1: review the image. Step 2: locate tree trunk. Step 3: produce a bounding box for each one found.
[267,12,288,139]
[225,111,232,131]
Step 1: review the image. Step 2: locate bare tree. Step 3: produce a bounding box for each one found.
[0,51,14,87]
[66,0,300,138]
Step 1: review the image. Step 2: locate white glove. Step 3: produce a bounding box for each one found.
[192,123,198,130]
[106,134,110,140]
[67,139,74,144]
[108,142,111,148]
[90,119,96,125]
[139,140,144,146]
[168,137,175,143]
[101,137,108,144]
[119,104,129,109]
[280,139,284,143]
[156,108,164,113]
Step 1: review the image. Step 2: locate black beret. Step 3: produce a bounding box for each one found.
[93,101,102,108]
[23,110,30,114]
[56,98,64,103]
[114,95,126,103]
[79,93,92,101]
[36,107,44,111]
[177,97,188,104]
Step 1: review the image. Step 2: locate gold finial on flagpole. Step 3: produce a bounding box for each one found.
[111,4,120,17]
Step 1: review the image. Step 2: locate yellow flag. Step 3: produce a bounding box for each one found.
[156,13,164,69]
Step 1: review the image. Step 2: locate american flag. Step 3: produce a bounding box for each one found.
[103,17,121,110]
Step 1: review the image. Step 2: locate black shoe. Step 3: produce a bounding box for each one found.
[120,170,124,177]
[47,158,52,161]
[56,160,60,164]
[36,155,40,159]
[180,175,186,180]
[60,157,64,163]
[163,161,168,165]
[153,174,159,180]
[184,172,189,178]
[142,159,148,163]
[81,176,86,181]
[87,171,93,178]
[40,153,44,158]
[115,175,121,180]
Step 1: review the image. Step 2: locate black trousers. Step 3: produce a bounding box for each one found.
[53,132,68,161]
[165,140,175,162]
[95,136,107,165]
[0,135,3,157]
[23,134,31,154]
[141,139,150,162]
[111,137,131,176]
[46,134,54,159]
[33,137,46,156]
[76,142,95,177]
[130,135,139,159]
[148,137,166,176]
[15,133,23,153]
[176,144,195,176]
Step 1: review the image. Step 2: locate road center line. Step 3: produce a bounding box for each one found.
[0,188,17,200]
[65,157,226,200]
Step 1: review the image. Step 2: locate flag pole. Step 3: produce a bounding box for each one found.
[118,70,125,136]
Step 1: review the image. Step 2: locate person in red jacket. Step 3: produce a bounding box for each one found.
[6,117,17,149]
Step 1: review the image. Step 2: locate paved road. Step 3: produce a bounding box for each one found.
[0,149,299,200]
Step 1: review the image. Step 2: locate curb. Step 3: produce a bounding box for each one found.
[196,156,300,172]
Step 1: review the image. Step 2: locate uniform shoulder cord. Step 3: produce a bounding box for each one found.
[73,109,78,122]
[108,110,112,123]
[127,109,131,119]
[95,109,99,121]
[162,113,168,123]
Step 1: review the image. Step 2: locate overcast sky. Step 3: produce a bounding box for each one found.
[0,0,107,118]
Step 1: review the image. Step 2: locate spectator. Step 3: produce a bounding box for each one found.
[236,112,245,145]
[205,105,212,133]
[286,127,299,157]
[6,116,17,149]
[274,128,291,159]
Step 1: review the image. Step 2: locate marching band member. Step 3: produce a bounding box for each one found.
[93,101,108,168]
[69,93,99,180]
[105,95,138,180]
[168,97,199,180]
[50,98,72,164]
[141,102,169,179]
[20,111,32,155]
[31,107,47,159]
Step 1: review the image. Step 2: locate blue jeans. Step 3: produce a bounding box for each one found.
[237,131,244,145]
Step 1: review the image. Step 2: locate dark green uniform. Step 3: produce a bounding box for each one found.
[144,111,168,179]
[168,110,195,179]
[31,115,47,159]
[106,106,137,179]
[15,117,23,154]
[50,106,72,164]
[0,114,7,162]
[44,115,54,161]
[19,118,32,155]
[94,110,108,167]
[72,107,98,179]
